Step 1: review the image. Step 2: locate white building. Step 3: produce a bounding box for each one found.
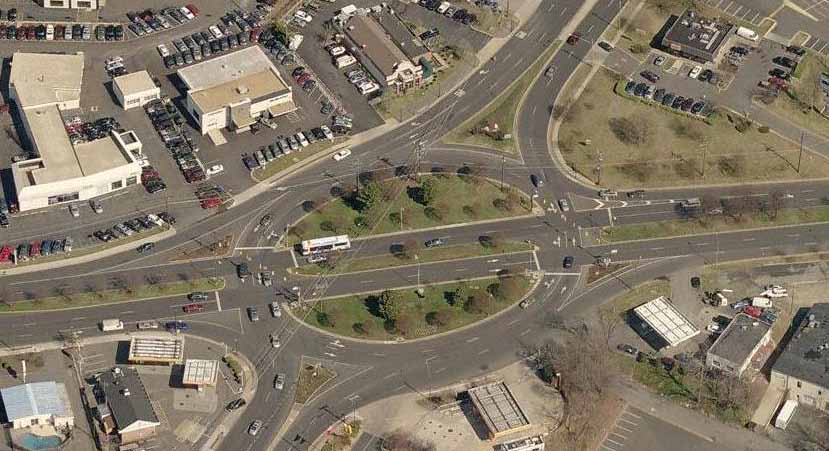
[706,314,772,377]
[9,52,142,212]
[0,382,74,430]
[39,0,105,9]
[177,46,296,136]
[113,71,160,110]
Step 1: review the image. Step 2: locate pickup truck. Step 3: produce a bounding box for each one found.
[101,319,124,332]
[137,320,159,330]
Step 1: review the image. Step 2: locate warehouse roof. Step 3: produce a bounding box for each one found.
[347,15,411,76]
[10,52,83,107]
[113,71,158,96]
[708,314,771,365]
[773,303,829,389]
[178,46,285,91]
[468,382,530,438]
[1,382,72,422]
[97,367,159,432]
[634,296,700,347]
[182,359,219,386]
[189,69,290,114]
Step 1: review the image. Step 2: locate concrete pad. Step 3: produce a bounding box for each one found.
[173,387,218,414]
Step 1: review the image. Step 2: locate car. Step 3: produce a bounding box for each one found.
[424,238,445,248]
[617,344,638,356]
[558,198,570,212]
[640,70,659,83]
[186,4,200,16]
[157,43,172,57]
[671,95,685,109]
[691,101,705,114]
[530,174,544,187]
[248,306,259,321]
[597,41,613,51]
[166,320,190,332]
[137,243,155,253]
[0,214,8,228]
[183,303,204,313]
[634,82,647,97]
[653,55,665,66]
[681,97,694,111]
[69,204,80,218]
[295,132,309,147]
[688,65,703,79]
[563,256,574,268]
[661,92,675,106]
[292,66,306,77]
[188,292,208,301]
[698,69,712,82]
[274,373,286,390]
[137,320,159,330]
[226,398,246,411]
[90,199,103,213]
[238,262,251,280]
[261,272,273,287]
[321,102,334,115]
[519,298,536,309]
[786,45,806,56]
[248,420,263,436]
[624,80,636,95]
[332,148,352,161]
[566,32,581,45]
[270,333,280,348]
[773,56,797,69]
[690,276,700,288]
[206,164,224,176]
[270,301,282,317]
[653,88,666,103]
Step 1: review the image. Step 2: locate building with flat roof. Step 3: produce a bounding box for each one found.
[346,15,424,94]
[0,382,74,430]
[468,381,531,440]
[178,46,295,135]
[9,52,142,212]
[113,71,160,110]
[634,296,700,348]
[497,435,545,451]
[95,367,160,444]
[39,0,105,9]
[182,359,219,388]
[374,11,431,64]
[127,336,185,365]
[772,303,829,412]
[706,314,772,376]
[660,9,733,62]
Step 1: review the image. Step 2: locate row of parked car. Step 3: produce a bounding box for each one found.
[141,166,168,195]
[0,22,122,41]
[418,0,478,25]
[92,213,171,243]
[0,237,73,265]
[195,185,230,209]
[624,80,712,117]
[144,98,205,184]
[261,30,298,66]
[241,126,336,170]
[159,8,269,68]
[326,45,381,96]
[126,5,198,37]
[64,116,120,146]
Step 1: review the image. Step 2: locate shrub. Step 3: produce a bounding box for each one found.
[608,117,650,145]
[717,156,744,177]
[394,315,415,336]
[673,158,698,179]
[464,292,492,314]
[319,220,336,232]
[353,321,374,336]
[758,125,770,133]
[492,198,510,211]
[426,310,454,327]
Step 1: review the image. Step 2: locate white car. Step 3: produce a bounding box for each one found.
[688,65,703,79]
[294,10,313,22]
[180,6,195,20]
[320,125,334,140]
[270,301,282,317]
[106,56,124,65]
[206,164,224,176]
[270,334,281,348]
[69,204,80,218]
[157,44,171,57]
[248,420,262,436]
[209,25,223,39]
[295,132,309,147]
[333,148,352,161]
[329,45,346,57]
[558,198,570,212]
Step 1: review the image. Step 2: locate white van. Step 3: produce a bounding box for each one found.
[335,54,357,68]
[101,319,124,332]
[751,296,772,308]
[46,24,54,41]
[359,82,379,95]
[437,2,451,14]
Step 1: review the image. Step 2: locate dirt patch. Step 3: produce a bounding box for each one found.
[171,235,233,261]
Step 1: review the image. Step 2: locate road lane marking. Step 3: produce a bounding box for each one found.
[650,247,664,251]
[624,410,642,419]
[695,242,710,246]
[24,323,36,326]
[466,337,479,343]
[383,373,396,380]
[507,318,520,326]
[805,242,818,246]
[519,329,531,336]
[71,317,86,321]
[425,355,438,363]
[360,280,374,284]
[477,348,489,355]
[455,268,467,272]
[604,438,624,447]
[421,348,435,353]
[120,310,134,314]
[434,367,446,374]
[743,238,755,242]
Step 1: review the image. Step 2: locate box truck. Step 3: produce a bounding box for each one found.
[101,319,124,332]
[775,400,797,429]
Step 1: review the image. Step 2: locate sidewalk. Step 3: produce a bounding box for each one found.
[613,378,791,451]
[199,349,259,451]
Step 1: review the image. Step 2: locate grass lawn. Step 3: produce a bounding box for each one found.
[295,363,337,404]
[304,275,532,340]
[603,279,671,316]
[598,205,829,243]
[294,240,533,275]
[288,174,531,244]
[0,277,225,313]
[763,52,829,140]
[251,139,345,182]
[559,68,829,189]
[443,41,561,153]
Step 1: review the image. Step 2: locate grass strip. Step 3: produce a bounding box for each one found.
[295,363,337,404]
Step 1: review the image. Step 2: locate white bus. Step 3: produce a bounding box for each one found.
[300,235,351,256]
[774,400,798,429]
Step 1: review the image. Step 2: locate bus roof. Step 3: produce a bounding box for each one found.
[301,235,350,247]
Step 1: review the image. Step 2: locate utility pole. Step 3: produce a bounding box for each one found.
[700,139,709,178]
[500,155,505,190]
[595,149,603,186]
[355,157,361,195]
[797,132,804,173]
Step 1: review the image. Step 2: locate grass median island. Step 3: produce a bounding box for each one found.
[250,138,345,182]
[443,41,562,154]
[304,273,532,340]
[598,205,829,243]
[295,362,337,404]
[0,277,225,313]
[287,172,532,245]
[294,240,533,275]
[559,68,829,188]
[760,52,829,139]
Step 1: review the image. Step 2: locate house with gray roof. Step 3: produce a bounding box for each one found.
[772,303,829,412]
[95,367,160,444]
[0,381,74,429]
[706,314,772,376]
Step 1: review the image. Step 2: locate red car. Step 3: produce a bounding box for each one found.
[200,198,221,209]
[26,26,35,40]
[29,241,41,258]
[183,303,204,313]
[249,27,262,43]
[186,4,200,16]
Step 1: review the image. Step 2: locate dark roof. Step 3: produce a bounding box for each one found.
[662,9,732,57]
[96,367,159,431]
[708,314,771,365]
[374,12,429,61]
[347,15,410,76]
[773,303,829,389]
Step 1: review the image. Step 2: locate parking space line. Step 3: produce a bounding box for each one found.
[733,5,742,15]
[623,410,642,419]
[750,12,761,24]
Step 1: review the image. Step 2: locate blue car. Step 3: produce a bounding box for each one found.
[166,320,190,332]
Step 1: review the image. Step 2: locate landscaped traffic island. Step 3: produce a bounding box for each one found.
[302,272,533,340]
[288,171,533,244]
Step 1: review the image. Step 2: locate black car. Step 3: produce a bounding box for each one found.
[769,68,789,79]
[624,80,636,95]
[640,70,659,83]
[681,97,694,111]
[690,276,700,288]
[35,25,46,40]
[238,263,251,279]
[226,398,246,411]
[698,69,712,82]
[671,95,685,109]
[114,25,124,40]
[691,101,705,114]
[302,79,316,92]
[653,88,666,103]
[6,26,15,40]
[106,25,115,40]
[158,212,176,224]
[0,214,9,228]
[634,82,648,97]
[292,66,305,77]
[137,242,155,253]
[563,256,574,268]
[773,56,796,69]
[661,92,675,106]
[617,344,638,356]
[321,102,334,115]
[163,55,175,68]
[786,45,806,56]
